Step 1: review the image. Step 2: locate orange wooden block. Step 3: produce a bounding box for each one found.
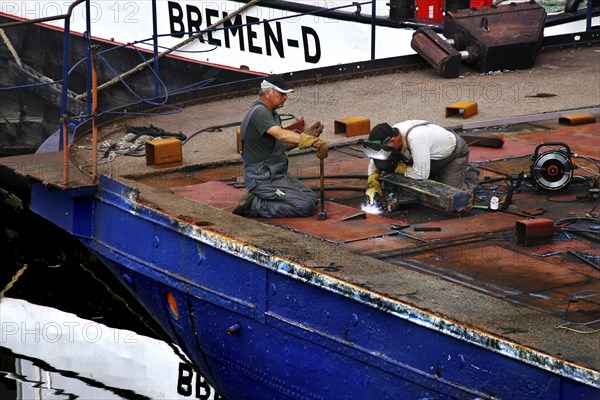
[236,127,242,153]
[558,114,596,126]
[334,117,371,137]
[446,102,478,119]
[145,138,182,168]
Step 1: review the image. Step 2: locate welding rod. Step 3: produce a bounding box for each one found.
[318,157,327,220]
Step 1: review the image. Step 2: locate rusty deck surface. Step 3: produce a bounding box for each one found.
[1,45,599,381]
[131,121,600,376]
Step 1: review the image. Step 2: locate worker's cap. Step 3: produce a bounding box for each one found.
[261,75,294,93]
[368,123,397,143]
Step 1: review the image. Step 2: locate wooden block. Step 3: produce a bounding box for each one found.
[334,117,371,137]
[558,114,596,125]
[446,102,478,119]
[145,138,182,168]
[236,127,242,153]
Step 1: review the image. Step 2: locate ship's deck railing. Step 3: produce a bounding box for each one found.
[0,0,90,184]
[0,0,379,185]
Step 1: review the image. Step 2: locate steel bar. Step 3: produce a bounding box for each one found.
[61,118,68,186]
[380,173,473,213]
[318,158,327,220]
[91,46,99,182]
[568,250,600,271]
[370,234,490,259]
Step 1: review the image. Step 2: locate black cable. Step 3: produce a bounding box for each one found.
[183,121,242,144]
[182,114,300,145]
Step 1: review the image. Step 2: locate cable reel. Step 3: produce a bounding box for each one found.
[530,142,574,191]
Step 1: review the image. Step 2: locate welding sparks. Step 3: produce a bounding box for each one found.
[361,202,383,215]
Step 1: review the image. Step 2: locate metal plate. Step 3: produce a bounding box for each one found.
[267,202,400,243]
[171,180,401,243]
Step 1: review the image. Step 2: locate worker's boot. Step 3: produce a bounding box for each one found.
[233,192,255,216]
[463,165,481,191]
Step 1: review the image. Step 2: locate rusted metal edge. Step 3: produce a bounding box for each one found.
[185,222,600,388]
[115,182,600,388]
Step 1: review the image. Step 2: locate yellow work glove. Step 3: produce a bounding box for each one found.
[303,121,324,138]
[298,133,329,159]
[365,173,383,204]
[394,162,407,175]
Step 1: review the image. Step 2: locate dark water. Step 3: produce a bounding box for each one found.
[0,185,219,399]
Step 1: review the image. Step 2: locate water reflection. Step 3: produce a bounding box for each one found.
[0,298,219,400]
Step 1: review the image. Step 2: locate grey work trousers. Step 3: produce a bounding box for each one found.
[250,173,318,218]
[429,134,479,191]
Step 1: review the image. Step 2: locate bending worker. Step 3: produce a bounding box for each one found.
[233,74,328,218]
[364,120,480,204]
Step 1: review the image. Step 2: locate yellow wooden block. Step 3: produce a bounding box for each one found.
[558,114,596,125]
[334,117,371,137]
[446,102,478,119]
[236,127,243,153]
[145,138,182,168]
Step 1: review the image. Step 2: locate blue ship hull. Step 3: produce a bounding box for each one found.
[28,174,599,399]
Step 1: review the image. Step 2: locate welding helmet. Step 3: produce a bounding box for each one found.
[363,123,401,172]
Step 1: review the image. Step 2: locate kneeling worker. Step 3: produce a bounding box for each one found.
[234,74,328,218]
[364,120,480,205]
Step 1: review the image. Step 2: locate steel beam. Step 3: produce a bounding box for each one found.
[380,173,473,213]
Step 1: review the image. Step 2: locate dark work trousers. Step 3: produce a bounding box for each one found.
[430,134,479,191]
[242,140,318,218]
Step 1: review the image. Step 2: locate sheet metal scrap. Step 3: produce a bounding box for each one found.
[380,173,474,214]
[340,212,367,221]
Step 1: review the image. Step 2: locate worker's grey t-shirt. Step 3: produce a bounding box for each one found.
[242,101,282,164]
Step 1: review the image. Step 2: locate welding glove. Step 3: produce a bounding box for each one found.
[394,162,408,175]
[365,173,383,205]
[303,121,324,138]
[298,133,329,159]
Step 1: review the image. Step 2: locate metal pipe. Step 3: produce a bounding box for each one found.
[61,118,69,186]
[59,12,71,152]
[152,0,160,98]
[91,45,99,182]
[85,0,92,117]
[57,0,87,150]
[371,0,376,60]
